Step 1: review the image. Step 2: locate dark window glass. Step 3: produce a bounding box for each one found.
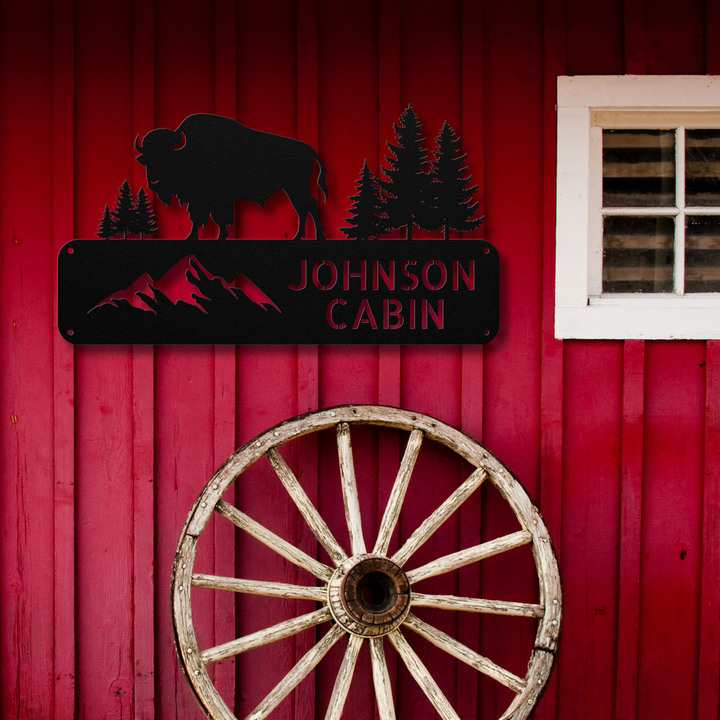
[603,129,675,207]
[685,215,720,291]
[685,130,720,207]
[603,215,674,292]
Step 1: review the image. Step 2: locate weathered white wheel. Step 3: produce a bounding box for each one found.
[172,405,562,720]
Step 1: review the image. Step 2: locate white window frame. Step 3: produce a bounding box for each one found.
[556,75,720,339]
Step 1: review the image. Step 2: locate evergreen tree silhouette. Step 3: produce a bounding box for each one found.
[112,180,137,239]
[96,204,117,239]
[341,160,384,239]
[430,121,484,239]
[377,105,437,240]
[134,187,157,239]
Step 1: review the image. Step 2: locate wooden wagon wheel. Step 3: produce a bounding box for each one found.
[172,405,562,720]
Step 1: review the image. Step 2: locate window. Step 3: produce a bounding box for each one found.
[555,75,720,339]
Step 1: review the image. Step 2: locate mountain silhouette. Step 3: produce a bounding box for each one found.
[91,255,280,315]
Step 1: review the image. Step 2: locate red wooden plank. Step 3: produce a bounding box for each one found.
[623,0,645,74]
[698,11,720,709]
[315,7,380,613]
[131,345,155,720]
[377,0,400,150]
[615,340,645,720]
[478,0,544,716]
[73,2,138,715]
[152,2,216,717]
[233,3,300,715]
[457,3,486,716]
[234,345,302,718]
[376,5,402,713]
[393,2,465,715]
[638,342,705,720]
[155,350,215,720]
[644,0,704,75]
[236,0,298,235]
[295,3,321,716]
[535,0,566,716]
[315,27,381,713]
[400,348,464,719]
[707,0,720,75]
[566,0,622,75]
[212,0,238,710]
[131,1,156,717]
[0,3,56,718]
[53,0,77,717]
[698,340,720,720]
[556,342,622,720]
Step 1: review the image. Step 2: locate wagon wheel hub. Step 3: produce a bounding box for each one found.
[328,554,411,637]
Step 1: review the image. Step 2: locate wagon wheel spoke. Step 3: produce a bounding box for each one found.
[405,530,532,585]
[411,592,544,618]
[369,638,396,720]
[266,447,348,566]
[324,634,364,720]
[403,613,526,693]
[192,574,326,602]
[387,628,461,720]
[215,499,333,581]
[392,467,487,567]
[200,607,331,665]
[374,428,424,555]
[337,422,367,554]
[245,624,346,720]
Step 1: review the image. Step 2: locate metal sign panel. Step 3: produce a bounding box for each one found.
[58,239,498,344]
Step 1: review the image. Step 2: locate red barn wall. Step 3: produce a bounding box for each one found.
[1,1,719,718]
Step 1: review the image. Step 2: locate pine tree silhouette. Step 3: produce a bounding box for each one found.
[341,160,384,240]
[431,121,484,239]
[377,105,437,240]
[96,204,117,239]
[134,187,157,239]
[112,180,137,239]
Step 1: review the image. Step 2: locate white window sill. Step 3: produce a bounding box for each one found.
[556,295,720,339]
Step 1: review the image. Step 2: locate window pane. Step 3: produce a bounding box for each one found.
[603,129,675,207]
[685,215,720,291]
[685,130,720,206]
[603,216,674,292]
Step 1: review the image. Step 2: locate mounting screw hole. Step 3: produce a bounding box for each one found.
[482,329,490,336]
[67,247,74,254]
[67,329,74,336]
[483,247,490,254]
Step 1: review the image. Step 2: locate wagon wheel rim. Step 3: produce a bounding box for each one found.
[171,405,562,720]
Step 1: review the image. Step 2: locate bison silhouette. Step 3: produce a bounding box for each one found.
[135,114,327,240]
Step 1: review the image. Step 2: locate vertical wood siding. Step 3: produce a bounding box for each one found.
[1,1,719,718]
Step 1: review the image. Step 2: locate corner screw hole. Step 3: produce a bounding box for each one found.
[67,247,74,254]
[67,329,74,336]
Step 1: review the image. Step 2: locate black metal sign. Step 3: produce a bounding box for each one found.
[58,106,499,344]
[58,239,498,344]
